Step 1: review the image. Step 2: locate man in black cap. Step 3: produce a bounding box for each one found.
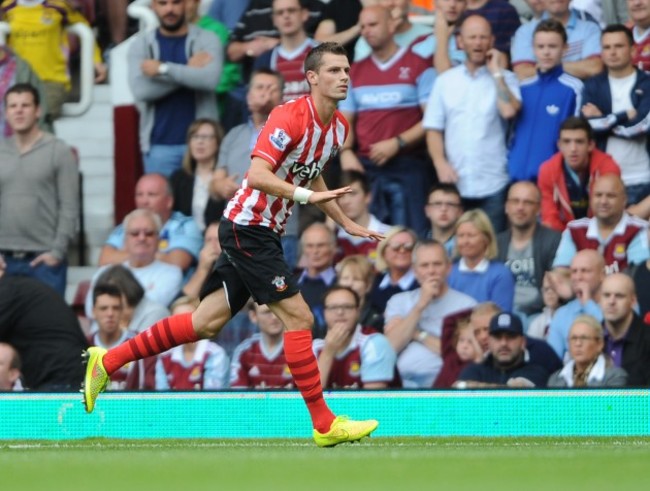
[454,312,550,388]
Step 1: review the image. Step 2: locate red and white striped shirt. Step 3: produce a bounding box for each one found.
[224,96,349,234]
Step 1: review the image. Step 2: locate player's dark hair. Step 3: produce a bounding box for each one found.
[601,24,634,46]
[4,82,40,106]
[533,19,567,44]
[339,170,370,195]
[92,282,124,307]
[560,116,594,141]
[95,265,145,308]
[304,42,348,74]
[323,285,361,308]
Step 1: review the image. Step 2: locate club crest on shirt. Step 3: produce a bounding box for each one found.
[613,244,627,259]
[270,128,292,151]
[349,361,361,377]
[272,275,288,292]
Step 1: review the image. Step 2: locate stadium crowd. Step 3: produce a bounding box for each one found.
[1,0,650,392]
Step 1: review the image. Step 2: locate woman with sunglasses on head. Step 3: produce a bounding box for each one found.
[170,119,225,232]
[448,209,515,311]
[368,226,419,314]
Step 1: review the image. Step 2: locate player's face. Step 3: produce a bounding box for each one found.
[543,0,570,17]
[470,312,493,353]
[601,32,634,71]
[272,0,308,36]
[324,289,360,333]
[458,17,493,66]
[505,183,540,228]
[253,304,284,337]
[359,7,394,50]
[338,265,371,300]
[568,322,604,366]
[93,294,123,336]
[413,245,450,286]
[533,31,565,72]
[308,53,350,102]
[628,0,650,27]
[425,190,463,231]
[600,276,636,324]
[135,176,173,218]
[488,332,525,365]
[4,92,40,134]
[456,222,488,262]
[383,231,415,271]
[438,0,467,24]
[591,177,626,222]
[125,215,159,263]
[337,182,370,222]
[557,129,594,172]
[152,0,186,32]
[189,123,219,163]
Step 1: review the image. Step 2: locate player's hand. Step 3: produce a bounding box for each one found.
[188,51,212,68]
[342,221,385,241]
[434,160,458,183]
[581,103,602,118]
[30,252,61,268]
[141,59,161,77]
[339,150,365,173]
[308,186,353,204]
[368,138,399,166]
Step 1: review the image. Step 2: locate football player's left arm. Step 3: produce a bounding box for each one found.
[311,176,385,241]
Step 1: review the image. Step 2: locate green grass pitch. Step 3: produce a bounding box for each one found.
[2,437,650,491]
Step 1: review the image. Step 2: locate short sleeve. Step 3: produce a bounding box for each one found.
[511,23,535,65]
[580,23,602,59]
[422,75,446,130]
[251,104,300,167]
[360,334,397,383]
[504,70,521,101]
[552,229,578,268]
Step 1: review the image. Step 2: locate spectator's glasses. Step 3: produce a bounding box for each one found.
[568,335,600,344]
[273,7,301,16]
[427,201,461,209]
[324,304,357,313]
[387,242,415,253]
[127,229,157,238]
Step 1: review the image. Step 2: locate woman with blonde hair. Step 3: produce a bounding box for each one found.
[170,118,225,231]
[448,209,515,310]
[368,226,419,313]
[547,315,627,387]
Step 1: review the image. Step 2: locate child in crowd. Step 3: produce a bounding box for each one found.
[527,272,562,340]
[434,319,482,388]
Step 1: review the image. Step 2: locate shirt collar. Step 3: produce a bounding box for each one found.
[378,268,416,290]
[298,266,337,285]
[541,10,577,30]
[586,213,632,241]
[458,257,490,273]
[558,353,606,386]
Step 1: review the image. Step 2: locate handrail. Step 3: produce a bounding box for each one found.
[127,0,159,30]
[0,21,95,117]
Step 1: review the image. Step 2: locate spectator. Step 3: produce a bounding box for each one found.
[181,221,221,299]
[87,209,184,315]
[510,0,602,80]
[547,249,605,360]
[0,342,23,391]
[230,303,292,388]
[336,255,384,332]
[253,0,319,103]
[353,0,430,61]
[128,0,222,176]
[369,226,419,314]
[334,171,390,263]
[497,182,562,322]
[99,173,203,275]
[527,272,563,340]
[410,0,467,74]
[433,317,483,388]
[87,282,154,390]
[339,4,435,232]
[0,46,51,134]
[448,209,516,311]
[297,223,338,338]
[632,258,650,320]
[455,312,550,388]
[314,286,397,388]
[538,116,620,232]
[314,0,365,58]
[384,240,477,387]
[582,24,650,205]
[0,265,88,390]
[421,183,464,258]
[155,296,229,390]
[547,314,627,387]
[552,174,649,274]
[170,118,225,232]
[0,83,78,296]
[508,19,583,182]
[629,0,650,71]
[424,15,520,233]
[93,265,169,334]
[600,273,650,386]
[0,0,106,120]
[465,0,521,55]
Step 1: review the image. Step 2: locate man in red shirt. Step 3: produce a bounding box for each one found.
[82,43,382,447]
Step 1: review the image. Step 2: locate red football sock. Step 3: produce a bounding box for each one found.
[103,312,199,375]
[284,330,335,433]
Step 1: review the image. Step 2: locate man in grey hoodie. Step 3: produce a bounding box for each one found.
[129,0,223,176]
